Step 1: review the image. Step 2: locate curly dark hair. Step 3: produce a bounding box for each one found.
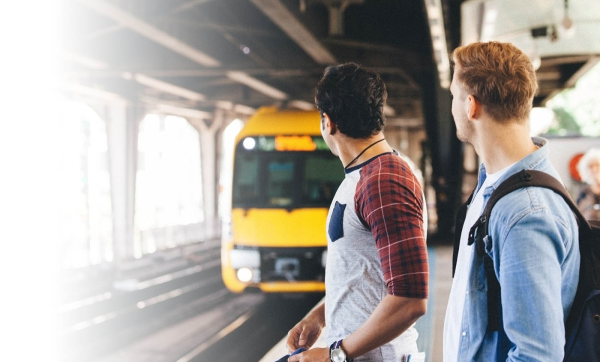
[315,62,387,139]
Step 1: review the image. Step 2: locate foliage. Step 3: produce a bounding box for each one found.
[546,62,600,137]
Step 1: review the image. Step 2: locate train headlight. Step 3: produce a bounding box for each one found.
[237,268,253,283]
[321,250,327,268]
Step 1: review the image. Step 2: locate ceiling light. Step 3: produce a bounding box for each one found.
[559,0,576,39]
[240,45,251,55]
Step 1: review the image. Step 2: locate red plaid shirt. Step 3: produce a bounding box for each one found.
[354,153,428,299]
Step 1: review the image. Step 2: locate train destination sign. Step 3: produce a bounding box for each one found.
[240,136,329,152]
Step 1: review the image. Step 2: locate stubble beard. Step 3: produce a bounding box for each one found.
[455,114,474,144]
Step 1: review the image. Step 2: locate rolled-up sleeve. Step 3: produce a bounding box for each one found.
[355,157,428,299]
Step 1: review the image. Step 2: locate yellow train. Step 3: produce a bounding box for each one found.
[221,107,345,293]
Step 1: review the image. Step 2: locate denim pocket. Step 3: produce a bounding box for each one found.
[328,201,346,242]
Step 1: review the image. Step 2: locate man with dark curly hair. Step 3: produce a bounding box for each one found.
[286,63,429,362]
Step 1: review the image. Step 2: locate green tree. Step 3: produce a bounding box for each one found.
[546,63,600,137]
[548,107,580,136]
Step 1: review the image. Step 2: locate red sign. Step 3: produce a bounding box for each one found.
[569,153,584,181]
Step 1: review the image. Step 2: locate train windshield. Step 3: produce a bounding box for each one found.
[232,136,344,209]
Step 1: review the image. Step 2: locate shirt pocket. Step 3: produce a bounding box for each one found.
[328,201,346,242]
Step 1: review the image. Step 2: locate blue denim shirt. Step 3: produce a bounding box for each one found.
[457,137,580,361]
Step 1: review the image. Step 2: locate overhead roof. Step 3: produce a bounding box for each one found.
[61,0,441,127]
[61,0,600,124]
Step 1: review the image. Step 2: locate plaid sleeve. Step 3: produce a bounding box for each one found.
[355,155,428,299]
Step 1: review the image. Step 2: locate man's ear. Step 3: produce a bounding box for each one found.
[467,95,480,121]
[322,113,336,135]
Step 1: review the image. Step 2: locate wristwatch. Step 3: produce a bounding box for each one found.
[330,340,347,362]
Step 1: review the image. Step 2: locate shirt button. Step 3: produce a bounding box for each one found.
[462,331,467,336]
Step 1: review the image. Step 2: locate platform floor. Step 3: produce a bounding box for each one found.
[260,245,453,362]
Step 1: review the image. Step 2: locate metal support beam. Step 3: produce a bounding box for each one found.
[328,2,345,36]
[540,55,595,67]
[122,73,206,101]
[289,100,315,110]
[565,56,600,88]
[385,117,424,129]
[226,71,288,100]
[540,56,600,105]
[78,0,220,67]
[79,0,291,100]
[154,103,213,120]
[250,0,337,64]
[536,71,562,81]
[62,51,256,115]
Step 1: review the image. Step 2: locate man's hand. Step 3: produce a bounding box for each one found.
[285,317,323,352]
[287,347,329,362]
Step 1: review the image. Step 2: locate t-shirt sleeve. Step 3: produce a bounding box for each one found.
[355,157,428,299]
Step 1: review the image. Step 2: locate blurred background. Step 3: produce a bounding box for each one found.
[4,0,599,361]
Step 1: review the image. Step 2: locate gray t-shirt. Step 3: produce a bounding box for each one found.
[325,152,428,361]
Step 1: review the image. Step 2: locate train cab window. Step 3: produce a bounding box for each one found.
[266,160,294,206]
[303,155,344,207]
[233,156,260,205]
[232,145,343,209]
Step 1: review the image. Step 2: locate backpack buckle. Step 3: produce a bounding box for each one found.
[518,170,532,181]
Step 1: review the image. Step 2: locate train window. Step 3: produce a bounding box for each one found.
[233,156,260,206]
[266,160,295,206]
[232,150,343,209]
[303,155,344,207]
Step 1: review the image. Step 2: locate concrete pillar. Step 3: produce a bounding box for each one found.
[106,101,143,265]
[189,110,225,239]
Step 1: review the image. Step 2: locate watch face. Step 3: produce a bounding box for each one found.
[331,348,346,362]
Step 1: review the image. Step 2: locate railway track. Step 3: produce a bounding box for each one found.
[57,240,322,362]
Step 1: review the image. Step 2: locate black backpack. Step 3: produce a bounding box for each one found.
[452,169,600,361]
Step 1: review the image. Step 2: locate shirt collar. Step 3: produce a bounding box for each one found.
[344,151,395,174]
[474,137,548,196]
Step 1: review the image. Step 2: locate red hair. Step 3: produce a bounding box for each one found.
[452,41,538,122]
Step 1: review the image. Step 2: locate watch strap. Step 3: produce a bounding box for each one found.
[330,339,353,362]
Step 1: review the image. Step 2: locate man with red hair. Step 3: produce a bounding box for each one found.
[443,41,580,361]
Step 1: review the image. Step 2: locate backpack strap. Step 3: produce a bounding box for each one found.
[452,192,474,278]
[466,169,592,332]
